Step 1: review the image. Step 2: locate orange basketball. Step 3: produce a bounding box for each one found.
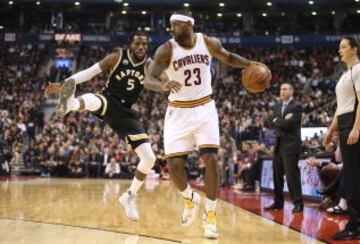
[242,65,271,93]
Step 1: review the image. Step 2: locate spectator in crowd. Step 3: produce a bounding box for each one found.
[306,132,344,210]
[105,158,120,178]
[67,145,86,178]
[54,146,68,177]
[23,142,39,169]
[0,147,11,176]
[241,142,269,192]
[101,147,112,174]
[88,148,102,178]
[219,131,237,187]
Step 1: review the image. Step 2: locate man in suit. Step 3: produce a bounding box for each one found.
[265,83,304,213]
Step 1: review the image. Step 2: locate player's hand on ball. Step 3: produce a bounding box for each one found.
[251,61,272,80]
[250,61,266,67]
[44,82,61,98]
[251,61,269,70]
[242,62,271,93]
[162,80,182,93]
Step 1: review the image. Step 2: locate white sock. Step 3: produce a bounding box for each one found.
[180,184,193,199]
[128,177,144,194]
[70,99,80,111]
[205,197,217,212]
[339,198,347,210]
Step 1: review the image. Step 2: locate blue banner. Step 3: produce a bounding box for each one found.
[30,32,360,48]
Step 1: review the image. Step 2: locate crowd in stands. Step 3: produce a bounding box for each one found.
[2,6,359,37]
[12,18,358,36]
[0,43,49,175]
[0,42,342,201]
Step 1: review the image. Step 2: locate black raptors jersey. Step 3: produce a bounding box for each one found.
[102,49,147,108]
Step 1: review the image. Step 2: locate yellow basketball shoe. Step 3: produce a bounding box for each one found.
[202,210,219,239]
[181,191,200,227]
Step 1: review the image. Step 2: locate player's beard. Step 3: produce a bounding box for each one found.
[174,31,191,44]
[134,52,145,61]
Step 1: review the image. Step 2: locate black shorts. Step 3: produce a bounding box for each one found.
[92,93,148,149]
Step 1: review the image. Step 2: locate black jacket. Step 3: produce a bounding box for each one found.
[270,99,302,155]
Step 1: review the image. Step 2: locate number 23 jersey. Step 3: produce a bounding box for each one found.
[165,33,213,102]
[102,48,147,108]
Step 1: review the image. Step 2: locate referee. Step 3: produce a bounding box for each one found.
[323,36,360,240]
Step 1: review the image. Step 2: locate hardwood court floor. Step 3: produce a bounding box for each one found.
[0,178,321,244]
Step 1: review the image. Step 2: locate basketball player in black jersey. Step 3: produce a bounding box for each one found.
[46,31,173,221]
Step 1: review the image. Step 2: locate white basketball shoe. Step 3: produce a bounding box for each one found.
[119,190,139,221]
[56,79,76,118]
[181,191,200,227]
[202,210,219,239]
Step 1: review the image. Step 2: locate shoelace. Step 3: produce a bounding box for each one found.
[129,195,137,210]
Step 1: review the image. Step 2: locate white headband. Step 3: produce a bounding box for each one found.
[170,14,195,25]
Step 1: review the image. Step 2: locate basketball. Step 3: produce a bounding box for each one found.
[242,65,271,93]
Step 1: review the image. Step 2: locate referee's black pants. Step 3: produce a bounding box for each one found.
[338,112,360,231]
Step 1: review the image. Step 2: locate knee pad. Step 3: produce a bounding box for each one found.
[80,93,102,112]
[135,143,156,174]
